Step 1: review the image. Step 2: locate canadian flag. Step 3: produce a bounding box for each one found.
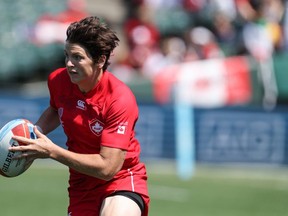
[117,125,126,134]
[153,56,251,108]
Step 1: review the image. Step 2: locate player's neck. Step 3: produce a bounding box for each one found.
[78,70,103,94]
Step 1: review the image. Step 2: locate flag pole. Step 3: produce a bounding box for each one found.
[174,81,195,180]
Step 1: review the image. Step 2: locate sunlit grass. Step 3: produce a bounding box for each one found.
[0,161,287,216]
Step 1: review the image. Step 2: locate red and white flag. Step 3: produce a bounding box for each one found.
[153,56,251,107]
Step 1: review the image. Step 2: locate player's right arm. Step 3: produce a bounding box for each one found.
[35,106,60,135]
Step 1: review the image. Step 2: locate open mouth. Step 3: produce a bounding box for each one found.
[68,70,78,75]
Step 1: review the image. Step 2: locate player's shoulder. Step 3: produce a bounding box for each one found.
[105,71,137,106]
[48,67,68,81]
[48,67,70,87]
[105,71,133,95]
[47,67,71,93]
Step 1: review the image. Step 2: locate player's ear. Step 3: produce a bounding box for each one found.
[97,55,106,69]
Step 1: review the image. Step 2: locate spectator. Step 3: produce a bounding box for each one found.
[185,26,224,60]
[123,2,160,70]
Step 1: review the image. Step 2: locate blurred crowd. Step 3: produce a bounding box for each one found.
[107,0,288,81]
[0,0,88,82]
[1,0,288,85]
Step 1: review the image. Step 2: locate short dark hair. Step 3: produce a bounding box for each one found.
[66,16,119,71]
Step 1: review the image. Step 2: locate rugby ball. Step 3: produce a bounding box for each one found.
[0,119,36,177]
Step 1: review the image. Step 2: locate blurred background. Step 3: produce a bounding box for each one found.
[0,0,288,215]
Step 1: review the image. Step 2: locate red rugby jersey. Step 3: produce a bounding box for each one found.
[48,68,144,180]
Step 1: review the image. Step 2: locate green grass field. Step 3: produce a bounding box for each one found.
[1,161,288,216]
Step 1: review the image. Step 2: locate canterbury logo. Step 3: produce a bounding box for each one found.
[76,100,86,110]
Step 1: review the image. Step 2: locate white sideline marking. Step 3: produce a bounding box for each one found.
[149,185,190,202]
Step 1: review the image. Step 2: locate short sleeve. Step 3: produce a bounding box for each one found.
[101,87,138,150]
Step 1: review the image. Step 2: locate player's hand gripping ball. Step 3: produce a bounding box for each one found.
[0,119,36,177]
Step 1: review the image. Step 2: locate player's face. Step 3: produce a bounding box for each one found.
[64,42,101,93]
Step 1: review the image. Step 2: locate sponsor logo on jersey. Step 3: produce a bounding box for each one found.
[76,100,86,110]
[116,122,128,135]
[89,119,104,136]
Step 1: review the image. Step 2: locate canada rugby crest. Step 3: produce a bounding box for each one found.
[89,119,104,136]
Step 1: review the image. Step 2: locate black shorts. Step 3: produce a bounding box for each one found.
[108,190,145,213]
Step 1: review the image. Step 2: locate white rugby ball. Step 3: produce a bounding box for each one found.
[0,119,36,177]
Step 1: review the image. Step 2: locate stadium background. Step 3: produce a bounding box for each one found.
[0,0,288,215]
